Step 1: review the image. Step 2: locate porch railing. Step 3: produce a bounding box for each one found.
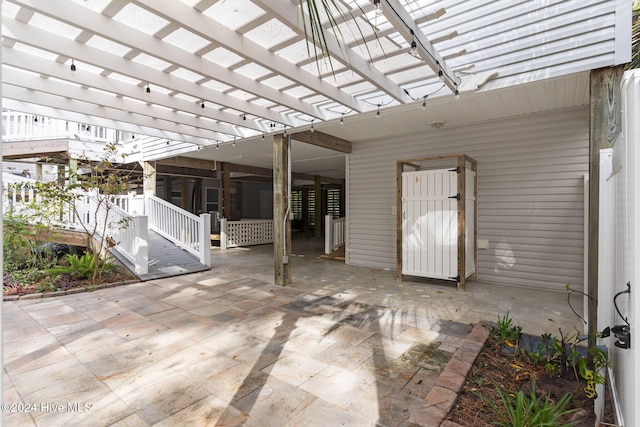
[219,219,274,250]
[73,190,149,275]
[146,194,211,266]
[2,111,120,142]
[325,215,346,254]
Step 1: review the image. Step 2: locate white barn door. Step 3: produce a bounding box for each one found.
[402,169,458,279]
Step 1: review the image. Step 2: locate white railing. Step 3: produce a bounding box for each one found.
[113,192,145,216]
[74,190,148,275]
[219,218,274,250]
[2,111,120,143]
[325,215,346,254]
[2,184,149,275]
[146,194,211,266]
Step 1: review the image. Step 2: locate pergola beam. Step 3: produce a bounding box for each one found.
[130,0,362,114]
[292,131,352,154]
[255,0,410,104]
[380,0,458,93]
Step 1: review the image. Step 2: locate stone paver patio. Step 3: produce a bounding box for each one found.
[2,241,581,426]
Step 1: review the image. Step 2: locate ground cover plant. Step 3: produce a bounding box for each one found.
[2,212,132,296]
[446,312,615,426]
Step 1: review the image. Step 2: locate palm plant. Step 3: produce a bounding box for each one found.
[298,0,379,75]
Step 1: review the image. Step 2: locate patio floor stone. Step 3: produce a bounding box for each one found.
[2,240,583,426]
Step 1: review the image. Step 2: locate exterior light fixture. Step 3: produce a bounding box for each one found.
[410,40,419,57]
[70,60,76,72]
[373,0,383,16]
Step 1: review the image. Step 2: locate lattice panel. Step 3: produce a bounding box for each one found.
[227,220,274,247]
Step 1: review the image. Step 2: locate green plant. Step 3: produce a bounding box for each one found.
[32,142,137,283]
[479,384,580,427]
[49,252,115,280]
[494,311,523,345]
[524,332,562,366]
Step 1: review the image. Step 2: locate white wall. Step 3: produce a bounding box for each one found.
[348,107,589,292]
[605,69,640,427]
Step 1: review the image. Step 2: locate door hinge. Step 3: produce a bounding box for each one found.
[448,194,461,201]
[448,166,461,173]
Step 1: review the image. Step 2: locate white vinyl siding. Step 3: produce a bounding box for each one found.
[347,107,588,292]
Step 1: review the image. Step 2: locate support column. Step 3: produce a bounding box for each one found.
[302,188,309,234]
[181,178,189,211]
[221,162,231,219]
[35,164,43,181]
[143,161,156,196]
[314,176,322,238]
[68,158,78,186]
[273,133,291,286]
[588,66,623,350]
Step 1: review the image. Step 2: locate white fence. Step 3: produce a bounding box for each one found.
[324,215,346,254]
[219,219,273,250]
[146,194,211,266]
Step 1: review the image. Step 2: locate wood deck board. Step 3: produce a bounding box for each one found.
[111,230,210,281]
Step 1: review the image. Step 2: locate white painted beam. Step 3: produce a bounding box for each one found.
[2,84,227,144]
[2,50,254,137]
[380,0,458,93]
[255,0,410,104]
[129,0,363,112]
[6,0,321,123]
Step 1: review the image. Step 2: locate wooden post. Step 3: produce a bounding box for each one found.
[588,66,623,351]
[302,187,309,234]
[314,176,322,238]
[221,162,230,220]
[143,161,156,196]
[457,155,466,290]
[181,178,189,211]
[273,133,291,286]
[396,161,402,281]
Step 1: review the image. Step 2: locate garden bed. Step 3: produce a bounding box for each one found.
[445,323,616,426]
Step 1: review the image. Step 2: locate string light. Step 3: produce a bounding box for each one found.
[232,137,236,147]
[455,88,460,100]
[146,84,151,94]
[70,60,76,72]
[376,104,381,118]
[373,0,383,16]
[340,114,344,125]
[201,102,205,109]
[310,120,315,132]
[404,84,446,110]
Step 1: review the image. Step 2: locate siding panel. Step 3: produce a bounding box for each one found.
[348,107,588,291]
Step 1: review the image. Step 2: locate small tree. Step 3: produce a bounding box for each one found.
[30,142,140,283]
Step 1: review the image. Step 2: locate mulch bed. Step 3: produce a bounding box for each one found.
[445,333,616,426]
[3,271,137,299]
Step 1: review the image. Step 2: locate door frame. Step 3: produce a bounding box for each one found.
[396,153,478,290]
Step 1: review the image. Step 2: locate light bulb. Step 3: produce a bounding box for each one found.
[374,0,382,16]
